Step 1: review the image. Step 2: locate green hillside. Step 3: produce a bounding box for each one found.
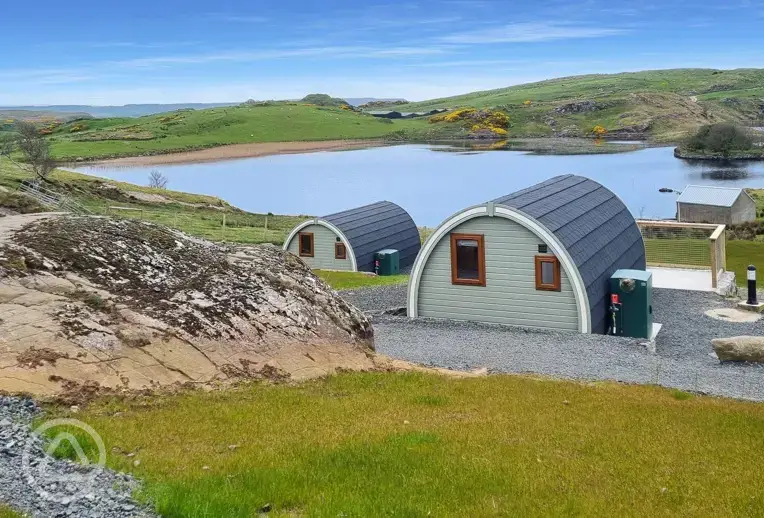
[42,103,431,161]
[387,69,764,142]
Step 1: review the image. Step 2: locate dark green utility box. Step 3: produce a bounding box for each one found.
[609,269,653,339]
[375,249,400,276]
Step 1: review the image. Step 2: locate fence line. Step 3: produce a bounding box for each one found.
[636,219,726,288]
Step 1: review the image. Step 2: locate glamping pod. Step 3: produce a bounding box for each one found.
[284,201,421,273]
[407,175,646,333]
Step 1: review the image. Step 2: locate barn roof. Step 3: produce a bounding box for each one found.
[492,175,646,334]
[677,185,746,207]
[322,201,421,272]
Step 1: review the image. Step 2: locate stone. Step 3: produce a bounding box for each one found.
[712,336,764,362]
[705,308,762,323]
[0,215,375,398]
[737,301,764,313]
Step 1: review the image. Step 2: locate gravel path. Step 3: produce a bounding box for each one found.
[0,396,155,517]
[345,285,764,401]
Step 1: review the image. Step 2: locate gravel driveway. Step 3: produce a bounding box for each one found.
[342,285,764,401]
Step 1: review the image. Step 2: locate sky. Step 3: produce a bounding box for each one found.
[2,0,764,105]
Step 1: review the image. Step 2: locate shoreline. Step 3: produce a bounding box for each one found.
[83,139,388,167]
[674,147,764,161]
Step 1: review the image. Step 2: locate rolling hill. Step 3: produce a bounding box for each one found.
[385,68,764,142]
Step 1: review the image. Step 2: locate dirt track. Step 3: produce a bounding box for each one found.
[91,140,386,166]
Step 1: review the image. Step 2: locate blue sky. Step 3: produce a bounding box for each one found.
[3,0,764,105]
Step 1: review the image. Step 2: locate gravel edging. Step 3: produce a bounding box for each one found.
[0,396,155,518]
[347,284,764,401]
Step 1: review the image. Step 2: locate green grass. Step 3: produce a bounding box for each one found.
[315,270,408,290]
[48,371,764,517]
[42,104,430,161]
[0,506,23,518]
[0,159,305,245]
[644,237,764,287]
[381,69,764,142]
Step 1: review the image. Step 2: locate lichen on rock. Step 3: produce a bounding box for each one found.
[0,215,375,399]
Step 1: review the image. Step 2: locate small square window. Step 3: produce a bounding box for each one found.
[298,232,314,257]
[335,242,347,260]
[538,244,548,254]
[535,255,560,291]
[450,233,485,286]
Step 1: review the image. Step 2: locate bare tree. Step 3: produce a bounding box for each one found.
[148,170,169,189]
[14,121,56,182]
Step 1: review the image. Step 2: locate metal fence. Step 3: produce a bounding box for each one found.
[636,220,727,288]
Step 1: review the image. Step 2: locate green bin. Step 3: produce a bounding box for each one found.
[609,269,653,338]
[375,249,400,276]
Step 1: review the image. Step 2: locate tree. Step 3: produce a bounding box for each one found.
[685,123,753,157]
[0,133,16,160]
[14,121,55,182]
[148,170,169,189]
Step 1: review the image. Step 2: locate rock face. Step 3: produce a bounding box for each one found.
[0,215,374,399]
[712,336,764,362]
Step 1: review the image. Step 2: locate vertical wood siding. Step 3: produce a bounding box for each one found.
[417,217,579,330]
[286,224,353,271]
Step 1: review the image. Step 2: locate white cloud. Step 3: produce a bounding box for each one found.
[440,22,628,44]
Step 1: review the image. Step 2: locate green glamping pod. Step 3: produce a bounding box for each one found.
[375,249,400,276]
[608,269,653,339]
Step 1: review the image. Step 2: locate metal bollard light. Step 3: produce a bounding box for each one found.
[748,265,758,306]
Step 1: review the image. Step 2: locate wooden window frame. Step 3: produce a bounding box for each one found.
[450,233,486,287]
[335,242,347,260]
[298,232,314,257]
[535,255,561,291]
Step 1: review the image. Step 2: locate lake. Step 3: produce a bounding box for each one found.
[74,144,764,227]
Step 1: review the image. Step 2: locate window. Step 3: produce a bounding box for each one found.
[298,232,314,257]
[450,233,485,286]
[535,255,561,291]
[335,242,347,260]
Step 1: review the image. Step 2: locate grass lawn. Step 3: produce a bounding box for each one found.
[0,507,22,518]
[46,371,764,517]
[43,104,430,161]
[728,240,764,284]
[314,270,408,290]
[644,237,764,286]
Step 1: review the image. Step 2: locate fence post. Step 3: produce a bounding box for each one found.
[222,214,226,240]
[264,214,269,242]
[710,236,718,289]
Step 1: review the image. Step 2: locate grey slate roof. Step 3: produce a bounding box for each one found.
[677,185,745,207]
[492,175,646,334]
[322,201,421,272]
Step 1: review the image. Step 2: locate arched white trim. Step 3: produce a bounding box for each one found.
[406,204,592,333]
[283,219,358,271]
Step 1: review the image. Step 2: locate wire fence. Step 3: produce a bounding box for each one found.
[637,220,727,287]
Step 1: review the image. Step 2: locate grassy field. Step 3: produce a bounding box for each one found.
[385,69,764,142]
[0,160,306,245]
[46,371,764,517]
[315,270,408,290]
[39,104,431,161]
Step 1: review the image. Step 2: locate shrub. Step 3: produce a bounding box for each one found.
[685,124,754,155]
[592,125,607,137]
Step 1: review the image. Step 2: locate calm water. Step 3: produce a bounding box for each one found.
[75,144,764,227]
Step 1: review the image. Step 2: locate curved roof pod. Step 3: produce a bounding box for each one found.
[284,201,421,273]
[407,175,646,333]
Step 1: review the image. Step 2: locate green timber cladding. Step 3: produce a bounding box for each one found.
[283,201,421,273]
[407,175,646,334]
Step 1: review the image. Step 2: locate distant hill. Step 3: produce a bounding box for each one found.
[0,109,92,123]
[0,103,238,118]
[344,98,406,107]
[387,68,764,142]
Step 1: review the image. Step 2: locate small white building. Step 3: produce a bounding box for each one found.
[676,185,757,225]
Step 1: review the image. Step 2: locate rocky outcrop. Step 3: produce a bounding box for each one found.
[553,100,611,114]
[0,215,375,399]
[712,336,764,362]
